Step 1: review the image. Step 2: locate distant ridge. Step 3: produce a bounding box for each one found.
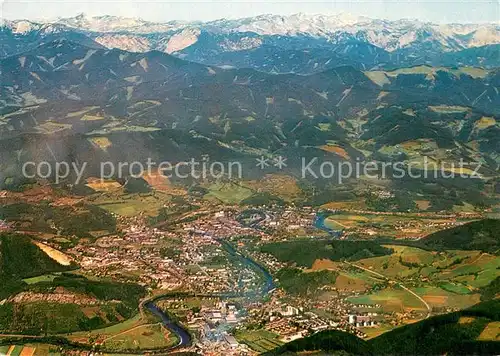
[1,13,499,72]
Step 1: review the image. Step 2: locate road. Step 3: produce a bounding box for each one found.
[327,219,349,229]
[347,262,432,318]
[101,322,162,343]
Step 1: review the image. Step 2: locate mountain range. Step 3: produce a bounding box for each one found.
[0,13,499,210]
[0,37,498,186]
[1,13,499,73]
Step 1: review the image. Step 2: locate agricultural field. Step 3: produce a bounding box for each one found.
[411,286,480,310]
[319,143,350,159]
[347,287,426,313]
[343,244,498,318]
[415,200,431,211]
[439,282,471,295]
[366,66,490,87]
[235,329,284,353]
[324,218,349,230]
[333,271,376,292]
[204,182,253,204]
[438,253,500,288]
[242,174,301,202]
[85,178,122,192]
[394,139,438,155]
[458,67,489,78]
[34,122,72,134]
[309,260,380,293]
[81,114,105,121]
[141,170,187,195]
[428,105,470,113]
[22,273,59,285]
[321,212,469,238]
[477,322,500,341]
[88,125,161,135]
[364,71,391,86]
[68,313,143,343]
[474,116,496,130]
[65,106,100,118]
[321,199,367,210]
[309,258,342,271]
[0,345,22,356]
[355,245,499,287]
[359,324,394,339]
[355,246,433,279]
[101,323,177,351]
[0,344,55,356]
[452,202,476,213]
[88,136,112,150]
[91,191,172,217]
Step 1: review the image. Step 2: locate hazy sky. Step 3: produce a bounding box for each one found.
[2,0,499,24]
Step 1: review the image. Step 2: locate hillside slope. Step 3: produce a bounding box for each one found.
[0,233,71,279]
[0,40,498,213]
[422,219,500,253]
[265,299,500,355]
[0,234,146,334]
[263,329,372,356]
[369,299,500,355]
[0,233,73,299]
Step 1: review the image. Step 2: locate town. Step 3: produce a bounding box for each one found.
[0,183,487,355]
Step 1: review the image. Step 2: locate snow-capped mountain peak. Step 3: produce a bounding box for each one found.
[10,20,40,34]
[52,13,184,34]
[225,12,369,36]
[0,12,498,67]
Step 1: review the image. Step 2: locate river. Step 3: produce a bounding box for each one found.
[143,301,193,349]
[218,238,276,295]
[145,239,275,351]
[314,213,343,237]
[148,213,343,351]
